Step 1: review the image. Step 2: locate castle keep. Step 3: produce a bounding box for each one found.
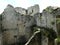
[0,4,59,45]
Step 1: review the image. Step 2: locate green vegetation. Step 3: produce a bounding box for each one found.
[33,26,57,39]
[56,18,60,43]
[55,37,60,43]
[44,6,54,13]
[56,18,60,24]
[57,37,60,42]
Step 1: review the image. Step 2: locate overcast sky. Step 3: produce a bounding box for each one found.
[0,0,60,14]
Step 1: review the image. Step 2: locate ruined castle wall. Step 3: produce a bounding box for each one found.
[2,5,17,29]
[42,10,56,29]
[33,13,41,26]
[0,34,2,45]
[41,11,47,27]
[27,5,39,16]
[0,15,3,45]
[15,7,26,15]
[1,4,36,45]
[0,4,58,45]
[2,30,18,45]
[42,10,57,35]
[17,15,36,40]
[1,5,19,45]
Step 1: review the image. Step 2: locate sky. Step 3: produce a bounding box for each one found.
[0,0,60,14]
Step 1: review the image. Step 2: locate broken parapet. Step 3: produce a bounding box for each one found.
[15,7,26,15]
[27,4,40,16]
[15,4,40,16]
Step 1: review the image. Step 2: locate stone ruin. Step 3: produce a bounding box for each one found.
[0,4,59,45]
